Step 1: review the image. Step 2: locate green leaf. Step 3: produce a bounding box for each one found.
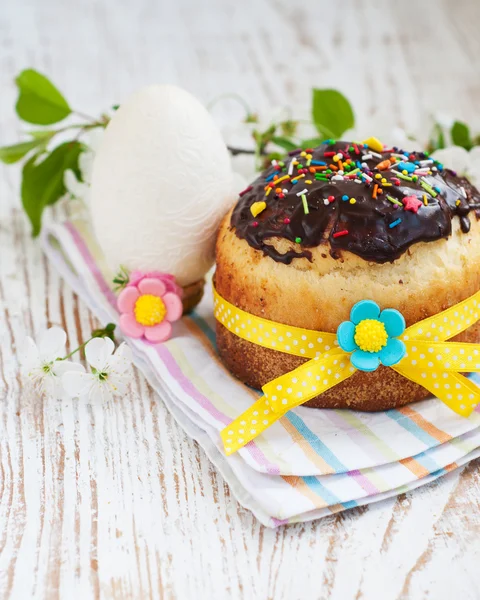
[0,129,56,164]
[112,265,131,291]
[300,137,326,149]
[451,121,472,150]
[436,126,445,150]
[92,323,116,342]
[427,123,446,153]
[271,136,298,152]
[0,140,45,164]
[312,89,355,139]
[244,113,258,124]
[15,69,72,125]
[29,129,57,140]
[279,119,298,137]
[21,141,84,236]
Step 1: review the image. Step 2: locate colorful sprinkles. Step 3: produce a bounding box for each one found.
[389,218,402,229]
[301,194,309,214]
[238,137,470,251]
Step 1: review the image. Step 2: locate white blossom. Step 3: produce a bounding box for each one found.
[21,327,84,397]
[62,128,103,217]
[432,146,480,188]
[62,337,132,402]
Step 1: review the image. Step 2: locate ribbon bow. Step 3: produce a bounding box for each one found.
[214,287,480,455]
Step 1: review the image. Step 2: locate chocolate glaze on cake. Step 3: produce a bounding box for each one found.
[230,140,480,264]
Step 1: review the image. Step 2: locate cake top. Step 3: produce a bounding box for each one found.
[230,138,480,264]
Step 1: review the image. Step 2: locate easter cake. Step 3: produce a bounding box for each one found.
[214,139,480,411]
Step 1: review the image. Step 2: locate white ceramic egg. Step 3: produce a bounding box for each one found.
[90,84,234,287]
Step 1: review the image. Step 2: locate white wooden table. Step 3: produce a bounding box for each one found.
[1,1,480,598]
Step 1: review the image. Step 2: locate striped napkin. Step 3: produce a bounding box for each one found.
[42,219,480,527]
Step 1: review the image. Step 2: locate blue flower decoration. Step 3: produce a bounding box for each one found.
[337,300,406,372]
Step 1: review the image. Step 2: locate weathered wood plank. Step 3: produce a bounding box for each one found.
[1,0,480,598]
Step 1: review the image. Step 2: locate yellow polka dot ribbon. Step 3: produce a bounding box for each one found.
[214,287,480,455]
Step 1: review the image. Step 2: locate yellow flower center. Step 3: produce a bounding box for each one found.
[134,294,166,326]
[354,319,388,353]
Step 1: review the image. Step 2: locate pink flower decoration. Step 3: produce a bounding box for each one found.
[118,272,183,343]
[127,270,183,297]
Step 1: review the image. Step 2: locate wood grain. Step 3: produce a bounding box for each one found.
[1,0,480,598]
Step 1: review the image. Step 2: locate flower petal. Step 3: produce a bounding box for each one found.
[44,372,63,399]
[379,308,406,338]
[351,349,380,372]
[138,278,166,297]
[128,270,144,287]
[432,146,470,174]
[21,337,41,372]
[350,300,380,325]
[163,292,183,322]
[79,148,95,181]
[469,146,480,163]
[379,338,406,367]
[144,321,172,343]
[64,169,88,198]
[108,374,128,396]
[95,384,113,403]
[61,371,95,398]
[336,321,357,352]
[107,343,132,375]
[119,313,145,338]
[38,327,67,361]
[117,286,140,313]
[52,360,85,377]
[85,337,115,371]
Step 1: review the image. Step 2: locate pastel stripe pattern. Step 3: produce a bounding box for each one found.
[41,220,480,527]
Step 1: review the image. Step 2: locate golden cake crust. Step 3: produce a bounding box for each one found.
[214,209,480,410]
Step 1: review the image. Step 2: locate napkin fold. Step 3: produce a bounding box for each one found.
[42,219,480,527]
